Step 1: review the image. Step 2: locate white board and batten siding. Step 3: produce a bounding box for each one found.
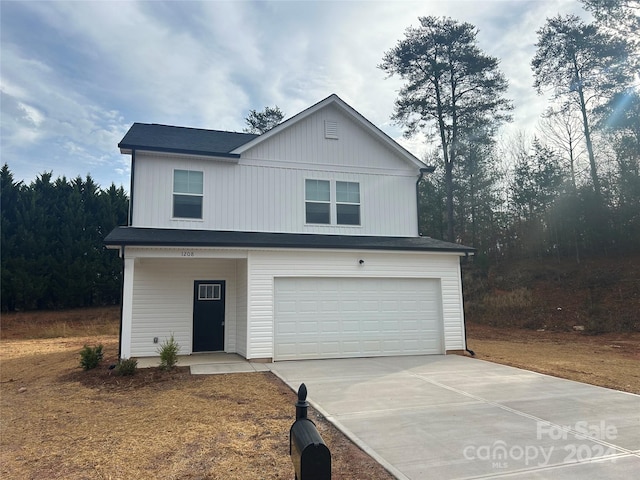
[241,103,413,171]
[124,252,244,357]
[132,155,417,236]
[131,101,420,237]
[245,249,467,360]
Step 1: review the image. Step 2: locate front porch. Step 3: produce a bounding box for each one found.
[120,251,249,359]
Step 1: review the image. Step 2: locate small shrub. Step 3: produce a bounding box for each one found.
[79,344,103,370]
[115,358,138,376]
[158,334,180,370]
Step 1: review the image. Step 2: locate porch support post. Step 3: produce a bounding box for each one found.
[120,255,135,359]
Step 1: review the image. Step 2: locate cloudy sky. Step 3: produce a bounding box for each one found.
[1,0,589,189]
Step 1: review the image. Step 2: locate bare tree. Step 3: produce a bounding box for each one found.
[538,104,586,190]
[532,14,633,198]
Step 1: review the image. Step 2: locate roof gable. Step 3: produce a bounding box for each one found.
[232,94,425,169]
[118,123,257,158]
[117,95,425,169]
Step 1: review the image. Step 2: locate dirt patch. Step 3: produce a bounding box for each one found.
[1,336,393,480]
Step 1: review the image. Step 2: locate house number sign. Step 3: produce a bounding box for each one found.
[181,251,195,257]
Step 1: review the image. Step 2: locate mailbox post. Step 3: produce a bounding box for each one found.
[289,383,331,480]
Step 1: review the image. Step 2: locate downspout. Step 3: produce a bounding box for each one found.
[462,251,475,357]
[416,166,435,236]
[128,150,136,226]
[118,245,125,359]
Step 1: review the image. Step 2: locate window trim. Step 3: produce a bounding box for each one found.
[172,169,204,220]
[304,179,362,227]
[305,179,331,225]
[336,181,361,226]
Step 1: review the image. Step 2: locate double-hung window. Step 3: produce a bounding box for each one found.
[173,169,203,219]
[305,179,331,224]
[336,181,360,225]
[305,179,361,226]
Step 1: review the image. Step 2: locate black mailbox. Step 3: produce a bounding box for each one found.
[289,384,331,480]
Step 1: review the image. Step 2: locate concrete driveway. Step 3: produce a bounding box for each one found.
[268,355,640,479]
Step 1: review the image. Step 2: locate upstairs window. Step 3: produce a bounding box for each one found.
[336,181,360,225]
[173,169,203,219]
[305,179,330,224]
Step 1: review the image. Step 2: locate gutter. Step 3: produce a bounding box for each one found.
[416,166,436,235]
[118,144,241,159]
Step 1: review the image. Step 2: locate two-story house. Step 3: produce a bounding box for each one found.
[105,94,474,361]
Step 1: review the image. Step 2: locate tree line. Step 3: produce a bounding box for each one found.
[383,0,639,264]
[1,165,127,311]
[3,1,638,310]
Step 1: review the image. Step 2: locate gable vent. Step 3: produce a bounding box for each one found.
[324,120,338,139]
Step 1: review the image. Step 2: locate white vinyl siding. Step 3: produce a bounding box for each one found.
[119,247,465,361]
[242,103,412,170]
[133,153,417,235]
[245,250,466,360]
[126,256,238,357]
[130,101,419,236]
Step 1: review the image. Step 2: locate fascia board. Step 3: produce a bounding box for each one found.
[118,145,240,162]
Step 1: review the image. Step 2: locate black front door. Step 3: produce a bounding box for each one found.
[193,280,225,352]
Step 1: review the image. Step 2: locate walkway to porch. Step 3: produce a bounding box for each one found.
[136,352,270,374]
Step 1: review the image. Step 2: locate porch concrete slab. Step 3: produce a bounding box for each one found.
[135,353,269,374]
[190,362,269,374]
[268,355,640,480]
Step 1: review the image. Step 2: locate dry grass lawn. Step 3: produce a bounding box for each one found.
[2,308,639,479]
[1,308,393,480]
[466,322,640,394]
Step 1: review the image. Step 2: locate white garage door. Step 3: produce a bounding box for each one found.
[274,277,443,361]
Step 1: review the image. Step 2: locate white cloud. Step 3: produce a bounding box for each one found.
[0,0,592,187]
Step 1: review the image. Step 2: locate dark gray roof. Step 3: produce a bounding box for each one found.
[105,227,475,253]
[118,123,258,158]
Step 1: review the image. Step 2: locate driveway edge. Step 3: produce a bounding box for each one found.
[267,367,410,480]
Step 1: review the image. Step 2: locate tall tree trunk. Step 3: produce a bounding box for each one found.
[578,88,601,197]
[434,83,455,242]
[573,59,601,197]
[445,157,455,242]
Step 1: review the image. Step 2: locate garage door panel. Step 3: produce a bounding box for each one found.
[275,277,443,361]
[341,300,360,312]
[320,322,339,334]
[381,300,399,311]
[321,300,339,312]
